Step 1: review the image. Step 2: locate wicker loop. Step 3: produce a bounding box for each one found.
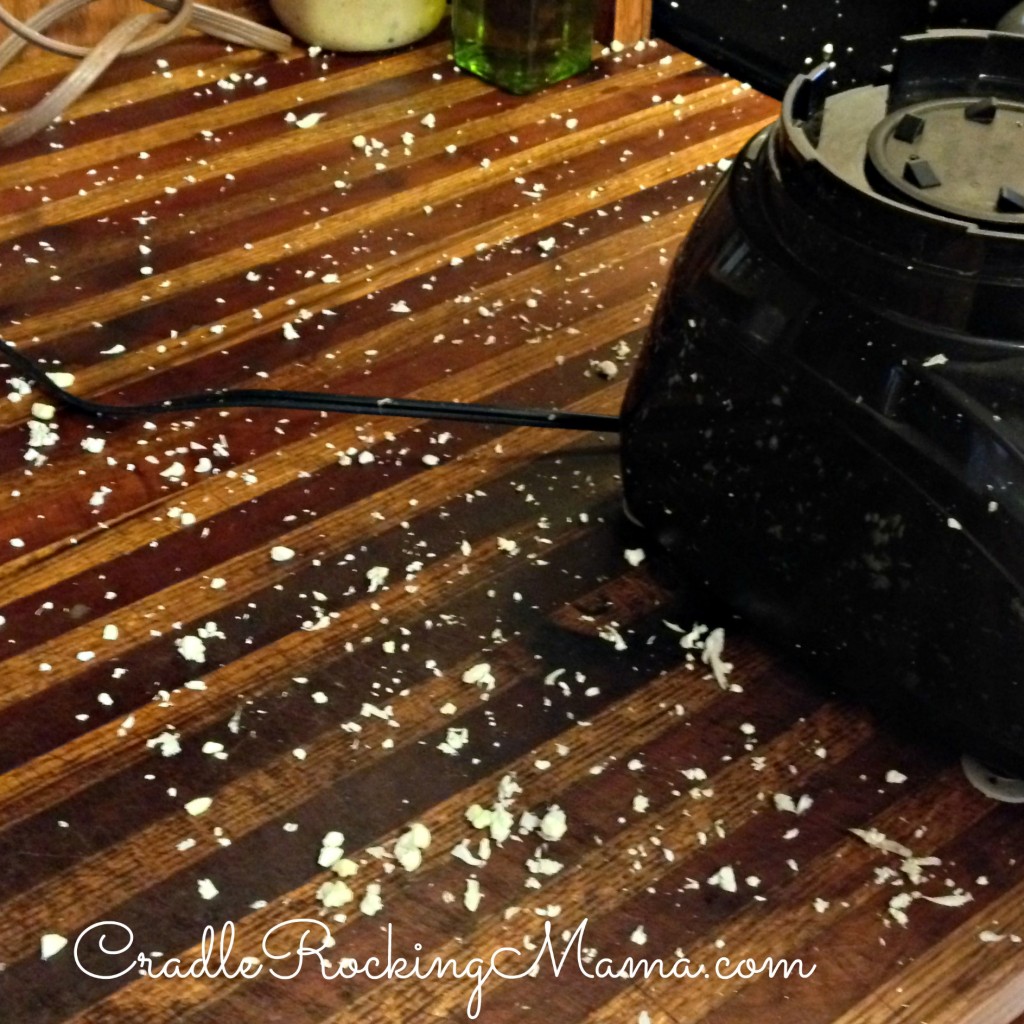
[0,0,196,59]
[0,0,292,146]
[0,10,165,146]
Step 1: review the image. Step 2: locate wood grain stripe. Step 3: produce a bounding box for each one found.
[0,195,695,593]
[1,95,772,340]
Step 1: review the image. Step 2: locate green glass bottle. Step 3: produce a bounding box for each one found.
[451,0,597,95]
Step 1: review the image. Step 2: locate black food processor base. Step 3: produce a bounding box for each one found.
[621,29,1024,775]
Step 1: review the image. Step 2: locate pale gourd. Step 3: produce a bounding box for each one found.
[270,0,447,52]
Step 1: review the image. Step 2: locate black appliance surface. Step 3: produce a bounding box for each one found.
[621,30,1024,774]
[652,0,1017,98]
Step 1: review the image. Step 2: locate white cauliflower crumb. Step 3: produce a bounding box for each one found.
[184,796,212,816]
[270,545,295,562]
[708,865,738,893]
[146,730,181,757]
[624,548,646,566]
[849,827,913,858]
[366,566,389,592]
[888,891,915,927]
[318,845,344,870]
[394,823,431,870]
[489,806,514,844]
[197,878,219,900]
[465,804,492,830]
[597,623,627,650]
[452,839,489,867]
[464,877,482,912]
[360,883,383,916]
[526,855,563,876]
[334,858,359,878]
[462,662,495,690]
[293,111,326,129]
[922,890,973,908]
[539,805,567,842]
[701,627,734,687]
[438,727,469,756]
[773,793,814,815]
[408,822,431,848]
[28,420,59,448]
[40,933,67,960]
[175,634,206,664]
[317,879,353,908]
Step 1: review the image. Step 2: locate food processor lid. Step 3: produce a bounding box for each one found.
[866,94,1024,228]
[775,29,1024,272]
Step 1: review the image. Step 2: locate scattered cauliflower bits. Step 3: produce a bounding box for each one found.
[663,621,738,689]
[309,773,575,924]
[314,824,431,913]
[849,827,974,927]
[8,43,989,999]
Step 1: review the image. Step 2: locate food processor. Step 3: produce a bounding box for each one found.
[621,29,1024,776]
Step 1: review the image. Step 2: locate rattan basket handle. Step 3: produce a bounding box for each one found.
[0,0,292,146]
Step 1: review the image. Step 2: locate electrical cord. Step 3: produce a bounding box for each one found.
[0,337,621,434]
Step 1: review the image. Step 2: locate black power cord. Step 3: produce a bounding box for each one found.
[0,338,621,434]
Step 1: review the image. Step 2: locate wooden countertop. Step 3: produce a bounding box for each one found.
[2,19,1024,1024]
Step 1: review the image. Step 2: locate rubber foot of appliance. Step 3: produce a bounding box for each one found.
[961,754,1024,803]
